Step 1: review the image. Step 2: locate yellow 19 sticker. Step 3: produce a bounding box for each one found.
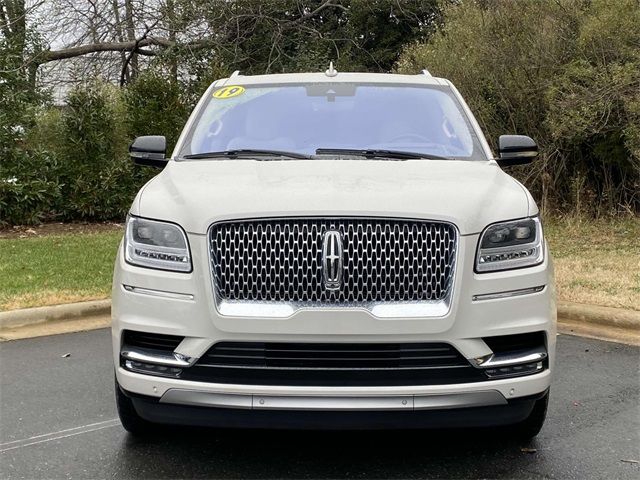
[212,85,245,99]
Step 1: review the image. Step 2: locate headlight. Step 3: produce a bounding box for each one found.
[124,216,192,272]
[475,217,544,272]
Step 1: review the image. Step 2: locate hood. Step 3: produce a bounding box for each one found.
[134,159,534,235]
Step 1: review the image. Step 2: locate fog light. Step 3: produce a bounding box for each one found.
[484,361,543,379]
[124,360,182,378]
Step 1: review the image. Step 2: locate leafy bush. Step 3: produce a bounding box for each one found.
[2,82,141,224]
[396,0,639,215]
[0,151,62,225]
[0,29,54,226]
[54,83,133,220]
[545,0,640,214]
[123,71,190,153]
[2,74,194,225]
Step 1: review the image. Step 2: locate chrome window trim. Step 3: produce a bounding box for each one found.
[206,216,459,319]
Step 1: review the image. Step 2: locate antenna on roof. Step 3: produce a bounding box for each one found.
[421,68,432,77]
[230,70,241,77]
[325,61,338,77]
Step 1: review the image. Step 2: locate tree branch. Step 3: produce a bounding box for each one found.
[31,36,212,66]
[33,37,174,64]
[287,0,345,26]
[120,21,158,86]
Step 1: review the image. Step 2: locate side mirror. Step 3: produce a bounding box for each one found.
[497,135,538,167]
[129,136,167,168]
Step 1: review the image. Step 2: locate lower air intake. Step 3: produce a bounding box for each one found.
[181,342,485,386]
[122,330,183,352]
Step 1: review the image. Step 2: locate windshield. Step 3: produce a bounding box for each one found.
[178,83,486,160]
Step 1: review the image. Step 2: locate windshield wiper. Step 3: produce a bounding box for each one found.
[182,149,311,160]
[315,148,450,160]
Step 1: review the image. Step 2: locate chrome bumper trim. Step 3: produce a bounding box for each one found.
[121,348,196,368]
[159,390,507,411]
[122,284,194,301]
[472,346,547,368]
[472,285,545,302]
[217,299,451,319]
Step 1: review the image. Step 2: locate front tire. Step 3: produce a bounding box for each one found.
[115,379,155,436]
[512,390,549,440]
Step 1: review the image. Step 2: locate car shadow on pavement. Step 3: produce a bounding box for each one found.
[117,426,539,479]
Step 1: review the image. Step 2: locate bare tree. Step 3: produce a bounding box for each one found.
[4,0,437,98]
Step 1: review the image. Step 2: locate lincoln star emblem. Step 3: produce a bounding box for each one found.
[322,230,343,291]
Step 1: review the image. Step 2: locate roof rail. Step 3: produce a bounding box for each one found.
[230,70,241,78]
[421,69,432,77]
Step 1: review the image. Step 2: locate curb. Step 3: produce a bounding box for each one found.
[0,299,111,330]
[557,301,640,331]
[557,301,640,346]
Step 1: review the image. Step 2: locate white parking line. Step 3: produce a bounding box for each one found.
[0,419,120,453]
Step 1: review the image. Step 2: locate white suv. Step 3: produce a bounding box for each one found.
[112,69,555,437]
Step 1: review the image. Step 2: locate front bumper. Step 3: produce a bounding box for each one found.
[121,385,548,430]
[112,231,556,427]
[116,365,551,410]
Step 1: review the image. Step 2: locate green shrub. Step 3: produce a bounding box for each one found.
[2,75,193,225]
[545,0,640,214]
[0,151,62,225]
[396,0,639,216]
[55,82,133,220]
[123,72,190,152]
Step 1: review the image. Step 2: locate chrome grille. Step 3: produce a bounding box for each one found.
[209,218,457,305]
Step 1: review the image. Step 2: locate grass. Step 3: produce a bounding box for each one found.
[0,218,638,312]
[544,217,639,311]
[0,230,123,311]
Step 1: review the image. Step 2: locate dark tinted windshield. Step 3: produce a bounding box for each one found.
[179,83,486,160]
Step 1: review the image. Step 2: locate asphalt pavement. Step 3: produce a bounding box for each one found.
[1,329,638,479]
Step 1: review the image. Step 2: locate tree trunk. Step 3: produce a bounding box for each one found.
[124,0,138,79]
[166,0,178,83]
[112,0,129,84]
